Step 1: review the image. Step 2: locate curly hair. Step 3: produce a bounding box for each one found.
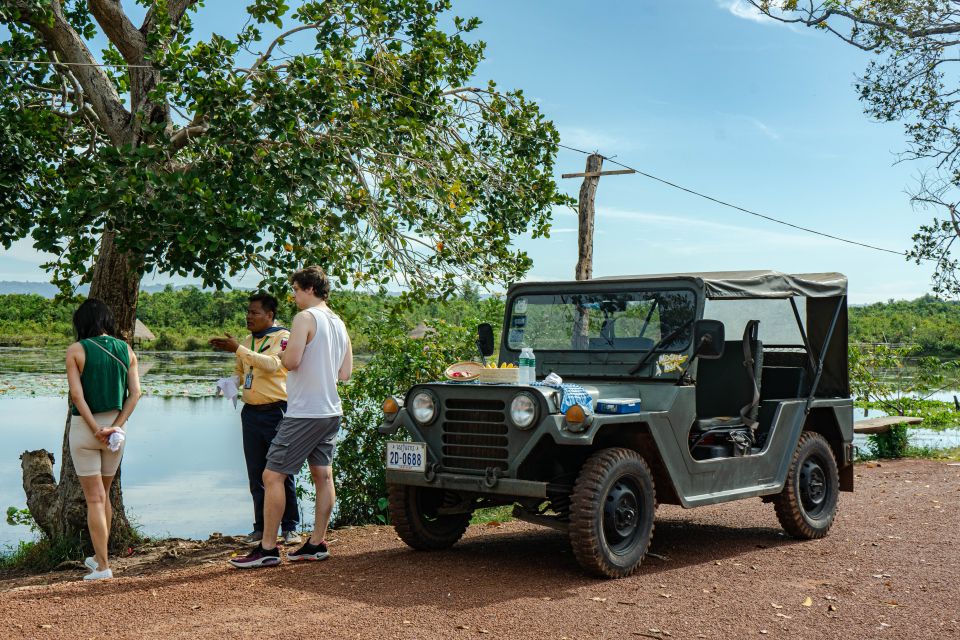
[290,265,330,300]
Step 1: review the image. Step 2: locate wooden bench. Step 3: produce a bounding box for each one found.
[853,416,924,434]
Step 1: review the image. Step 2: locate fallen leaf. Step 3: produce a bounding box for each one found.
[39,625,52,629]
[485,521,502,528]
[776,613,793,619]
[828,605,838,612]
[455,624,469,630]
[590,597,607,602]
[659,593,672,598]
[479,630,489,634]
[802,597,813,607]
[771,603,783,610]
[190,605,201,610]
[402,621,411,625]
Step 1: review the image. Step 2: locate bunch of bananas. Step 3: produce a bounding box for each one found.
[485,361,517,368]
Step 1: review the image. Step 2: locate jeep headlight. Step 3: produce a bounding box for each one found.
[410,391,437,425]
[510,393,537,429]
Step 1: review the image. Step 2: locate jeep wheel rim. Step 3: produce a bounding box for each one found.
[603,477,642,554]
[799,456,827,515]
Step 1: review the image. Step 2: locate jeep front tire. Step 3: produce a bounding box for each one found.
[568,448,656,578]
[388,484,471,551]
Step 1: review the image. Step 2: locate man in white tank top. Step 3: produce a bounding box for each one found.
[230,266,353,569]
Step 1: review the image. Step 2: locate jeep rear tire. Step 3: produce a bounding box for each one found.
[774,431,840,539]
[569,448,656,578]
[388,484,471,551]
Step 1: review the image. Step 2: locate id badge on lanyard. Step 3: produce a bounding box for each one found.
[244,371,254,389]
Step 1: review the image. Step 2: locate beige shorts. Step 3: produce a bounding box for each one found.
[69,411,124,477]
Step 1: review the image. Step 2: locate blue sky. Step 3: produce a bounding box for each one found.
[0,1,938,303]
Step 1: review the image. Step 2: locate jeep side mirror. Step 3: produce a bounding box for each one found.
[477,323,495,358]
[693,319,725,359]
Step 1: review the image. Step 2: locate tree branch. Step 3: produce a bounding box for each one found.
[27,1,131,145]
[141,0,199,35]
[87,0,145,61]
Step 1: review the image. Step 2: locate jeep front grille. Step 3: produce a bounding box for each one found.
[441,398,509,472]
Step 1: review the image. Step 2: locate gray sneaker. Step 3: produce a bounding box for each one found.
[281,530,301,546]
[244,530,263,545]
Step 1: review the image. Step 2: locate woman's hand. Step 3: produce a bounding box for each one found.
[95,426,121,444]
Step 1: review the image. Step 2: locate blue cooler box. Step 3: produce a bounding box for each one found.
[596,398,641,414]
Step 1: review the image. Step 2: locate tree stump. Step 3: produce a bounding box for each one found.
[20,408,135,550]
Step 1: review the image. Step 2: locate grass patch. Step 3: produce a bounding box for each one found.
[471,504,514,525]
[0,536,84,572]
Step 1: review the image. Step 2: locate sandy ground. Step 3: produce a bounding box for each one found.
[1,459,958,640]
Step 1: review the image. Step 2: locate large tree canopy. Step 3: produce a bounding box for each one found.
[0,0,567,549]
[0,0,567,315]
[753,1,960,296]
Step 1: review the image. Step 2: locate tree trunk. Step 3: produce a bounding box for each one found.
[21,235,142,551]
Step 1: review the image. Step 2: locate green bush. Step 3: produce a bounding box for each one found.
[149,332,177,351]
[312,306,500,527]
[868,424,910,459]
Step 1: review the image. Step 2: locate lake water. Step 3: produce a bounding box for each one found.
[0,348,316,550]
[1,348,959,549]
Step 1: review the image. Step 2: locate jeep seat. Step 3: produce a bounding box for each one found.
[694,320,762,433]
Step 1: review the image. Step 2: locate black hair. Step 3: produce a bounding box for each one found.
[73,298,117,340]
[248,292,279,317]
[290,265,330,300]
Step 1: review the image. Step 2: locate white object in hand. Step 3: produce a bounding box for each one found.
[108,429,125,452]
[216,375,241,408]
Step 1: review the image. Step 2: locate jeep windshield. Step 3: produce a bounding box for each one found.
[506,289,696,353]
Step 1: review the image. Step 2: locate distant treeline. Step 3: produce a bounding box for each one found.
[848,295,960,358]
[2,290,960,357]
[0,285,504,354]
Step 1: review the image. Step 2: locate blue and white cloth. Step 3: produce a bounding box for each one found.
[532,381,594,414]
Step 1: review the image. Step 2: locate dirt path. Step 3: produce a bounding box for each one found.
[2,460,958,640]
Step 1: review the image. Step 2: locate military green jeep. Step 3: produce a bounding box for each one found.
[379,271,854,578]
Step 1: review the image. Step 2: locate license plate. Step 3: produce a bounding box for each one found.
[386,441,427,472]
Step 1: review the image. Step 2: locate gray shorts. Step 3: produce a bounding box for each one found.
[266,416,341,475]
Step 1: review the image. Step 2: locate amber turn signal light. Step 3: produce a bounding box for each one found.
[382,397,400,419]
[564,404,586,425]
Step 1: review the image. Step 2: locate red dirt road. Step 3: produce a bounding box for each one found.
[2,459,958,640]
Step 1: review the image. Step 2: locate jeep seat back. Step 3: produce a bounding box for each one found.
[695,320,762,432]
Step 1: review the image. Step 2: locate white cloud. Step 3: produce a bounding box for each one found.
[717,0,777,24]
[749,117,781,141]
[596,206,841,250]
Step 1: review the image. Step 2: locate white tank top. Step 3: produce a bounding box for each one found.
[285,306,349,418]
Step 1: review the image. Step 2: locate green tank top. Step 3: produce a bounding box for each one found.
[71,336,130,416]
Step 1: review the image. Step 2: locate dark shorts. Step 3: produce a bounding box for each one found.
[265,416,341,475]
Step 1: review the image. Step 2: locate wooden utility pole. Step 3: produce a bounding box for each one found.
[562,155,635,280]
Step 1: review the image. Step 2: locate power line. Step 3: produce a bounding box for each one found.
[601,156,918,259]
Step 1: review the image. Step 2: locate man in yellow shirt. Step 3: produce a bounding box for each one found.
[210,293,300,546]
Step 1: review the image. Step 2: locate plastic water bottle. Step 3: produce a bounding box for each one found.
[519,348,536,384]
[519,348,531,384]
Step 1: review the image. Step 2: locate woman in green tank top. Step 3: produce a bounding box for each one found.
[65,299,141,581]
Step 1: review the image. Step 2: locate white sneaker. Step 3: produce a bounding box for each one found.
[84,556,97,571]
[84,567,113,581]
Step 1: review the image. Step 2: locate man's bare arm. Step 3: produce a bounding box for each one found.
[280,311,312,371]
